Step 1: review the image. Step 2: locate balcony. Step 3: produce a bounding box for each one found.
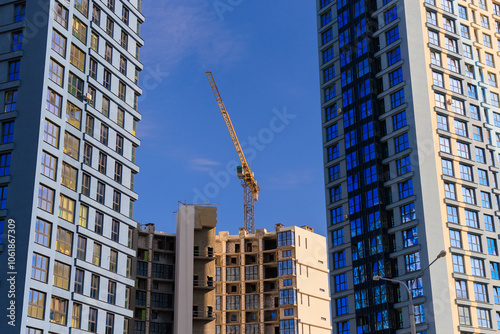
[193,310,215,321]
[194,247,215,260]
[193,279,215,289]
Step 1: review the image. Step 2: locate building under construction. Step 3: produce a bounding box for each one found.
[131,206,331,334]
[214,224,331,334]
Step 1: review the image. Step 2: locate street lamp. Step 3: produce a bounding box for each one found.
[373,250,447,334]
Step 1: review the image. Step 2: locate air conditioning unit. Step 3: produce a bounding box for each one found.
[86,93,93,100]
[343,215,349,221]
[447,99,453,105]
[337,107,343,115]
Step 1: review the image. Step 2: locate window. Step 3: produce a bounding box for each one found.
[72,269,83,295]
[468,233,482,252]
[332,228,344,246]
[397,156,411,175]
[48,59,63,86]
[77,236,86,260]
[459,164,472,181]
[109,250,117,272]
[386,26,399,45]
[430,51,441,66]
[393,111,407,130]
[457,305,471,325]
[40,151,56,180]
[491,262,499,280]
[435,93,446,109]
[111,220,119,242]
[481,191,492,208]
[468,84,478,99]
[35,218,51,247]
[401,203,416,223]
[68,72,84,98]
[429,30,439,45]
[38,184,54,212]
[70,44,85,72]
[447,205,458,224]
[94,212,103,235]
[389,68,403,87]
[14,3,25,22]
[336,297,349,315]
[72,303,82,328]
[450,230,462,248]
[405,252,421,273]
[427,11,437,25]
[96,182,105,204]
[106,17,114,36]
[121,31,128,49]
[449,77,462,94]
[75,0,88,16]
[100,125,109,145]
[476,147,486,163]
[46,89,62,117]
[334,250,346,268]
[462,186,476,204]
[452,254,465,274]
[91,32,98,51]
[488,238,498,256]
[88,308,98,332]
[118,81,126,100]
[432,71,443,87]
[391,89,405,108]
[58,194,75,222]
[478,308,492,328]
[56,227,73,256]
[484,215,495,232]
[72,16,87,43]
[31,253,48,282]
[471,257,485,277]
[54,2,69,28]
[44,120,59,148]
[105,313,114,334]
[442,0,453,12]
[442,159,454,176]
[440,137,451,153]
[66,102,82,130]
[4,90,17,113]
[456,280,468,299]
[64,131,80,159]
[335,273,347,292]
[116,135,124,155]
[464,210,478,228]
[113,190,121,212]
[454,120,467,137]
[120,56,127,76]
[399,179,413,199]
[51,30,66,57]
[90,274,99,299]
[53,261,70,290]
[395,133,409,153]
[403,227,418,247]
[28,289,46,319]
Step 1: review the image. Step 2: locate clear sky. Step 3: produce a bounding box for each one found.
[134,0,326,236]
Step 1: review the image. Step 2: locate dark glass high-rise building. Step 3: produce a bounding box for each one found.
[317,0,500,333]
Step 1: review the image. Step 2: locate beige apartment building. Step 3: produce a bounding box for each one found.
[215,224,331,334]
[317,0,500,333]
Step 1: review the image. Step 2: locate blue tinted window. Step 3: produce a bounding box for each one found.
[393,110,407,130]
[386,26,399,44]
[388,47,401,65]
[384,6,398,24]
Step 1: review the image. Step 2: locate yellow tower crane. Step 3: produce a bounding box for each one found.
[206,71,259,234]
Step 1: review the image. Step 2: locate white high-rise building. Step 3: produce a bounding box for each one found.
[0,1,144,333]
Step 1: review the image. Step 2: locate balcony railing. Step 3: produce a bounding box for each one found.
[193,279,215,288]
[193,311,215,319]
[194,249,215,258]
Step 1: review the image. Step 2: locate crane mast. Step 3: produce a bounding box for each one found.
[206,71,259,234]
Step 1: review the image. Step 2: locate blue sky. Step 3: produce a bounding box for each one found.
[134,0,326,236]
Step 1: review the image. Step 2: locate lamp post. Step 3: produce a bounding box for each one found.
[373,250,447,334]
